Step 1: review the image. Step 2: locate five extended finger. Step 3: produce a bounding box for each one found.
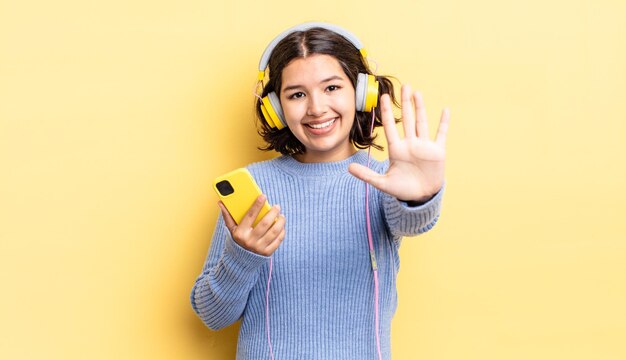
[413,91,430,140]
[436,108,450,147]
[401,84,416,139]
[348,163,388,194]
[380,94,400,145]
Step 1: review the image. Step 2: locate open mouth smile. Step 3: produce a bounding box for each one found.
[306,118,336,130]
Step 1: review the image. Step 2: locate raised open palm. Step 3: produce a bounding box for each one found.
[348,84,450,202]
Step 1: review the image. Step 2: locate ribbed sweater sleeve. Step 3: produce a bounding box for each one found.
[382,186,444,239]
[190,212,270,330]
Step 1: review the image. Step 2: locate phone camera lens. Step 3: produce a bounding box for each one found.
[216,180,235,196]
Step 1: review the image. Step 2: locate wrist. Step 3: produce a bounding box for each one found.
[400,189,440,207]
[403,196,433,207]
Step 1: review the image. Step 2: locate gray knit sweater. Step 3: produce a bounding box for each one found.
[191,151,443,359]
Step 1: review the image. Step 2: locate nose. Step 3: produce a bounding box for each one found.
[306,93,328,117]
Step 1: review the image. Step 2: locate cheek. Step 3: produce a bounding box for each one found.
[340,98,357,121]
[281,101,304,125]
[339,91,357,113]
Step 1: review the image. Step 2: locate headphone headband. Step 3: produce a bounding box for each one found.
[257,22,367,81]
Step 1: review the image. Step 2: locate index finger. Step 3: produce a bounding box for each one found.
[239,194,268,228]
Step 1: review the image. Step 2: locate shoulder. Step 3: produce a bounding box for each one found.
[246,157,277,172]
[245,155,294,182]
[246,155,286,171]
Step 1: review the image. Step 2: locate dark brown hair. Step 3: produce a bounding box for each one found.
[256,27,399,156]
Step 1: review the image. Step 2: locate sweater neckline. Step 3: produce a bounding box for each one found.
[273,151,369,177]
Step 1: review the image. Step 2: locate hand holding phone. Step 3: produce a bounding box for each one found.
[213,168,286,256]
[214,168,271,226]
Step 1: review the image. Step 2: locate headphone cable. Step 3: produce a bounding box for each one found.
[366,109,383,360]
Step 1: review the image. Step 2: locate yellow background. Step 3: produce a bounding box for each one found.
[2,0,625,359]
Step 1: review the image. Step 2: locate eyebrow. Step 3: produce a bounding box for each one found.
[282,75,346,92]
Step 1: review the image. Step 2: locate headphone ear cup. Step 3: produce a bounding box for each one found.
[261,92,287,130]
[355,73,379,112]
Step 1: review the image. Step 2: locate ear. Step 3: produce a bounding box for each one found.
[260,92,287,130]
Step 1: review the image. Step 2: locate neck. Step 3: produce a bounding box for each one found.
[293,147,357,163]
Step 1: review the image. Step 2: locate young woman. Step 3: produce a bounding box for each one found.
[191,22,450,359]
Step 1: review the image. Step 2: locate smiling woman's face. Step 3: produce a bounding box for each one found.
[279,54,357,163]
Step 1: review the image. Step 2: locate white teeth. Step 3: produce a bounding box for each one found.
[309,119,335,129]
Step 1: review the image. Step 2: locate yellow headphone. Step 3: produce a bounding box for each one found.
[257,22,379,130]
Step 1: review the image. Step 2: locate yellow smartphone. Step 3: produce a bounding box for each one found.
[213,168,271,226]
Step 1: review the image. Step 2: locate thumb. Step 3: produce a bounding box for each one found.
[348,163,387,191]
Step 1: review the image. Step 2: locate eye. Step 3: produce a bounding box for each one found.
[288,92,305,100]
[326,85,341,92]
